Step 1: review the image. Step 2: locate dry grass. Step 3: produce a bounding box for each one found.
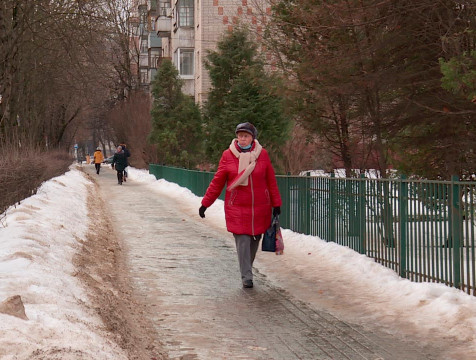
[0,148,72,219]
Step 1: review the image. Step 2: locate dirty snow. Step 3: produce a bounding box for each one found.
[0,167,127,359]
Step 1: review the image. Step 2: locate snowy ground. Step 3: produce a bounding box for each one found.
[1,166,476,358]
[0,168,128,359]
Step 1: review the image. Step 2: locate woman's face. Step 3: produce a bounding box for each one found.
[237,132,253,147]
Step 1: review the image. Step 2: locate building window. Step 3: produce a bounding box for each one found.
[150,55,161,69]
[159,1,171,16]
[178,0,194,27]
[140,42,148,53]
[140,70,148,84]
[140,9,147,25]
[175,48,194,77]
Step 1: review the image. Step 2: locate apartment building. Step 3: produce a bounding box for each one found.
[132,0,270,103]
[129,1,162,91]
[193,0,271,103]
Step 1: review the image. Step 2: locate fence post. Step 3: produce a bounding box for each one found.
[451,175,461,289]
[329,173,336,242]
[306,172,311,235]
[358,174,366,254]
[383,181,395,248]
[399,175,408,278]
[199,170,205,196]
[285,173,291,229]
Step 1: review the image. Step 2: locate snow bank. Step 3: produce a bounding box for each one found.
[0,167,127,359]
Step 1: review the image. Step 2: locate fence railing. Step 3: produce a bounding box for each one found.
[149,164,476,295]
[149,164,224,199]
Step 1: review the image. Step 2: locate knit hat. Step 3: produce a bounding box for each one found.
[96,147,101,150]
[235,122,258,139]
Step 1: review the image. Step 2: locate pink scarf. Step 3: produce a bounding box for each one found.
[227,139,263,191]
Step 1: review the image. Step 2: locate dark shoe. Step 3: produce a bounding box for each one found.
[243,280,253,288]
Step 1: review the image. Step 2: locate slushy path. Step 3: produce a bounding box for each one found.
[86,165,440,360]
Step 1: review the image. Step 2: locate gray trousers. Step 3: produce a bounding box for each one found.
[233,234,260,282]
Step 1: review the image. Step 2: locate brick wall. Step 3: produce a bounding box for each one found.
[195,0,271,104]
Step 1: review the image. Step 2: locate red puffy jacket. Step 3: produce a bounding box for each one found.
[202,143,282,235]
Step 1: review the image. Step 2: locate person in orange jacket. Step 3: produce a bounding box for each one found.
[93,147,104,174]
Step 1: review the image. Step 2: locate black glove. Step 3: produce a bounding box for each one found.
[273,207,281,216]
[199,205,207,218]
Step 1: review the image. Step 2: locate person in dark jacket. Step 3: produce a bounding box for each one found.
[199,122,282,288]
[112,145,128,185]
[120,143,131,181]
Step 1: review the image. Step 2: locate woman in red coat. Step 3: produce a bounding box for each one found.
[199,122,282,288]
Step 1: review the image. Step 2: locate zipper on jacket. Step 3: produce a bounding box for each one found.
[230,190,237,205]
[250,175,255,235]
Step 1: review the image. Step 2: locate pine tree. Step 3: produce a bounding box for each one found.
[150,59,202,168]
[203,28,290,167]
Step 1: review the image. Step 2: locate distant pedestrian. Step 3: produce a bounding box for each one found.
[198,122,282,288]
[93,147,104,174]
[120,143,131,182]
[112,145,128,185]
[86,154,91,165]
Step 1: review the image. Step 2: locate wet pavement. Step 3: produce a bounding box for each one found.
[87,166,439,360]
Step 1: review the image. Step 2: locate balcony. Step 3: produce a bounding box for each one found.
[148,0,157,12]
[149,68,157,82]
[148,32,162,49]
[158,1,171,16]
[139,54,149,68]
[157,56,171,67]
[156,16,171,38]
[128,16,139,27]
[138,24,148,39]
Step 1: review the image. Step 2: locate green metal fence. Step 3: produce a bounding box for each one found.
[149,164,225,200]
[149,164,476,295]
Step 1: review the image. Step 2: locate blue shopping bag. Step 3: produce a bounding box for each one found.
[262,215,278,252]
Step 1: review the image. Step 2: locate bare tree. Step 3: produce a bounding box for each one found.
[106,91,158,168]
[268,0,476,178]
[0,0,141,153]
